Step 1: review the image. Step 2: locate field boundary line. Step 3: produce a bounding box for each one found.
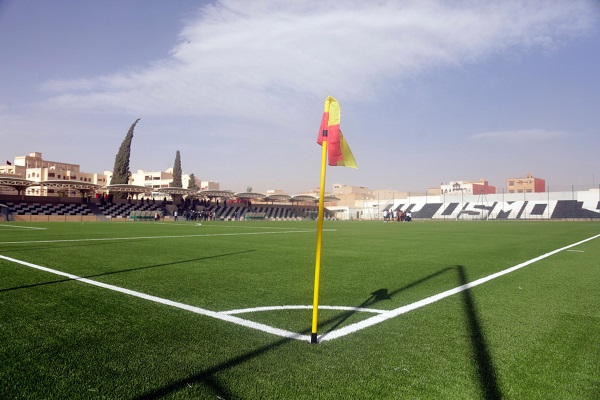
[0,229,317,245]
[0,224,47,230]
[319,233,600,341]
[155,223,335,231]
[0,254,310,342]
[3,233,597,343]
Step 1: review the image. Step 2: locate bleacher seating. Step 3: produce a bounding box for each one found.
[129,210,163,220]
[245,212,267,220]
[98,203,162,218]
[551,200,600,219]
[5,202,93,216]
[4,197,599,221]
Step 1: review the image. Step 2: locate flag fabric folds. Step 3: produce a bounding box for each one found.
[6,160,11,165]
[317,96,357,169]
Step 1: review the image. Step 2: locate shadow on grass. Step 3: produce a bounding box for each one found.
[324,266,457,334]
[325,265,502,399]
[0,250,256,293]
[456,265,503,400]
[134,335,292,399]
[135,265,503,399]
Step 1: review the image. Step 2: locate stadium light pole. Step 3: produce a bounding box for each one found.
[523,189,526,220]
[547,186,550,220]
[572,185,575,221]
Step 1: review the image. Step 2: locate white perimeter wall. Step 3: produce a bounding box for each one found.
[331,189,600,220]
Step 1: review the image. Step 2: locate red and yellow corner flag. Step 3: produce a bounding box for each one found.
[317,96,357,168]
[311,96,357,344]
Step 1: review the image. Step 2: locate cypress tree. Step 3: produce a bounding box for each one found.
[188,173,199,190]
[169,150,183,204]
[110,118,139,184]
[171,150,183,188]
[110,119,139,198]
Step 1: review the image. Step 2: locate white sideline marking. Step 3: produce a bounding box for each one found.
[0,229,315,245]
[2,233,598,343]
[0,254,310,342]
[0,224,47,230]
[318,233,600,341]
[152,222,336,232]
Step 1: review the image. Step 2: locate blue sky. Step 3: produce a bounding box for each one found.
[1,0,599,194]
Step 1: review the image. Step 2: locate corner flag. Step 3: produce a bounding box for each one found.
[311,96,357,344]
[317,96,357,168]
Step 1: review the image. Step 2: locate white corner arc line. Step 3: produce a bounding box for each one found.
[318,233,600,342]
[222,305,387,315]
[0,254,310,342]
[2,233,598,343]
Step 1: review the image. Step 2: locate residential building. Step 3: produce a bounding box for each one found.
[440,179,497,195]
[506,173,545,193]
[1,152,107,196]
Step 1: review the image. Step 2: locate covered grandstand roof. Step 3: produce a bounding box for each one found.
[198,189,235,198]
[0,175,37,198]
[291,194,318,202]
[0,176,36,188]
[264,194,292,202]
[37,180,101,192]
[234,192,266,200]
[155,187,198,196]
[103,184,152,194]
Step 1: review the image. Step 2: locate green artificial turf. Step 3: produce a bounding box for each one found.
[0,220,598,399]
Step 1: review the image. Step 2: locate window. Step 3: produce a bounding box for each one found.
[508,180,515,186]
[48,172,55,178]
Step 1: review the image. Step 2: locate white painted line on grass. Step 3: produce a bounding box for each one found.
[3,233,598,343]
[0,229,316,245]
[0,224,47,230]
[0,254,310,342]
[318,233,600,342]
[151,222,336,232]
[222,305,386,315]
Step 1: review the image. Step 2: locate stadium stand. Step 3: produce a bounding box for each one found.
[5,201,94,216]
[97,202,163,219]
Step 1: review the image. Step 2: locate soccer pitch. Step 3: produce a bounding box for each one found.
[1,220,598,399]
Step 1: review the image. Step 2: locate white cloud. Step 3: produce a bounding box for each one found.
[470,129,564,141]
[40,0,599,125]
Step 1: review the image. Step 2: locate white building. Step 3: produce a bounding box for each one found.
[0,152,107,196]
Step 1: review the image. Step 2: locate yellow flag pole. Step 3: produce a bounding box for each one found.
[311,139,328,344]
